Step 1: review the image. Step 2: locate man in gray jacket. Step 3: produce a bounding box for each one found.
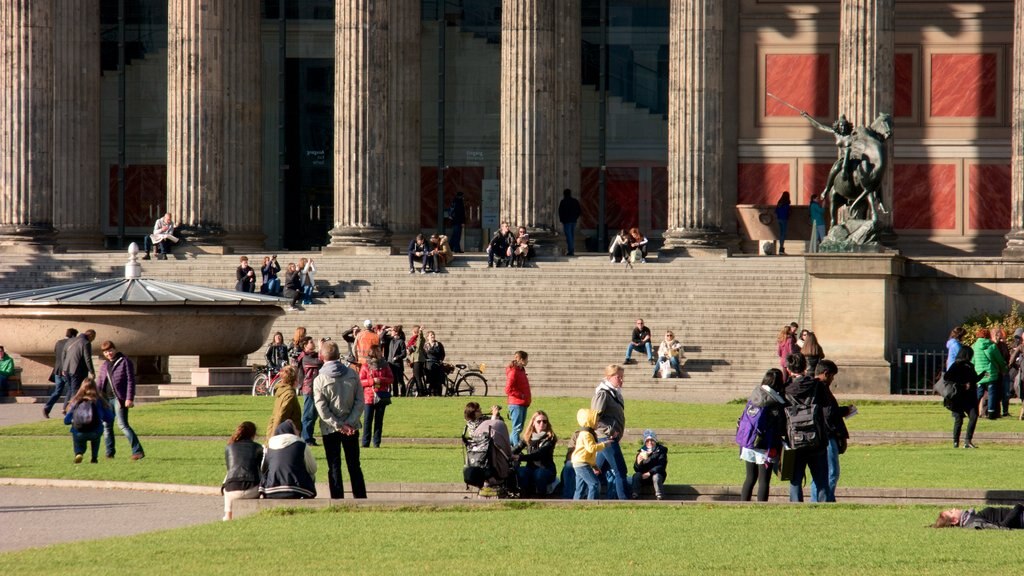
[313,341,366,499]
[43,327,78,418]
[60,329,96,402]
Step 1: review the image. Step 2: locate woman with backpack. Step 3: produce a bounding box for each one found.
[63,377,114,464]
[222,421,263,521]
[735,369,787,502]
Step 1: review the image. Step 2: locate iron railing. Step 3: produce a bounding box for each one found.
[895,347,946,395]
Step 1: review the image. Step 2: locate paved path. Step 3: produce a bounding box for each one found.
[0,483,221,553]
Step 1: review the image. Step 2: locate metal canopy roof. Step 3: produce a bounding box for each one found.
[0,278,288,307]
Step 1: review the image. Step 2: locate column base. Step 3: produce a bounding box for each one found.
[0,225,58,253]
[54,231,105,252]
[660,228,738,258]
[1003,231,1024,259]
[176,225,232,254]
[325,226,394,254]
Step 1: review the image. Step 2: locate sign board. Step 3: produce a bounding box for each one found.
[481,179,500,231]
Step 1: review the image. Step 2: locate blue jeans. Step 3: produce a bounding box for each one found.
[44,373,71,415]
[301,393,317,443]
[563,222,576,255]
[508,404,528,445]
[778,219,789,251]
[517,465,557,497]
[625,342,653,362]
[72,427,103,461]
[573,464,600,500]
[595,438,629,500]
[789,447,829,502]
[263,278,281,296]
[560,461,577,499]
[810,437,840,502]
[361,403,386,448]
[653,356,681,378]
[450,223,463,252]
[302,285,313,305]
[103,399,144,458]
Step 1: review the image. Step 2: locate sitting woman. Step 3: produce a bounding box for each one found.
[630,429,669,500]
[934,504,1024,529]
[608,229,630,263]
[260,420,317,499]
[222,421,263,520]
[512,226,532,268]
[512,410,558,497]
[628,227,649,263]
[653,330,684,378]
[436,235,455,267]
[63,377,114,464]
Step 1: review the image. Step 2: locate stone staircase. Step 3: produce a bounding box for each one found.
[0,250,809,402]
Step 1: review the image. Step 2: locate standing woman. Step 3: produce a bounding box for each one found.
[505,351,532,444]
[946,327,965,370]
[992,327,1012,418]
[776,325,796,379]
[266,365,301,440]
[288,327,307,368]
[775,191,791,255]
[424,331,446,397]
[63,377,114,464]
[801,332,825,374]
[360,345,394,448]
[300,257,317,305]
[222,421,263,521]
[945,347,981,449]
[512,410,558,496]
[737,369,787,501]
[407,325,426,396]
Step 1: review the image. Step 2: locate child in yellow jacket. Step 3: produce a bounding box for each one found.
[571,408,607,500]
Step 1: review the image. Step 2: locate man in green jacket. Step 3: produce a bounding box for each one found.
[0,346,15,397]
[972,330,1007,420]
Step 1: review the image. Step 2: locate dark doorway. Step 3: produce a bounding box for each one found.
[284,58,333,250]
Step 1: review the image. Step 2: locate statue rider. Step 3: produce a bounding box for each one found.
[802,112,854,204]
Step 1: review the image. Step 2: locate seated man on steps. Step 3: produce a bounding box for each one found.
[486,222,515,268]
[144,212,179,260]
[624,319,654,365]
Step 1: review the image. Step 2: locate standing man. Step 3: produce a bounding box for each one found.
[147,212,178,260]
[43,328,78,418]
[448,191,466,253]
[592,364,629,500]
[353,319,380,367]
[558,188,581,256]
[97,341,145,460]
[61,329,97,403]
[313,341,366,499]
[0,346,14,397]
[783,353,829,503]
[385,325,408,396]
[809,360,853,502]
[624,319,654,365]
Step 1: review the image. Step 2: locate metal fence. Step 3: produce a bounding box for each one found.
[895,348,945,395]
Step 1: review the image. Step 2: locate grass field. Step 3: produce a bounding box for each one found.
[0,503,1019,575]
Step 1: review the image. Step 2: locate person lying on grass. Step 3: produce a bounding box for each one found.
[934,504,1024,529]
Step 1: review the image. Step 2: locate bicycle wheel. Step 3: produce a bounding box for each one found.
[252,374,270,396]
[456,373,487,397]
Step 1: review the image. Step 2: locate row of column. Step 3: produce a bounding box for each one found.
[2,1,1022,252]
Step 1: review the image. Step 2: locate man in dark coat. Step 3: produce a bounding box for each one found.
[558,188,581,256]
[448,191,466,253]
[60,329,96,403]
[43,327,78,418]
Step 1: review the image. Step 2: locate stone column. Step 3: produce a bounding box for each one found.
[387,0,421,240]
[167,0,224,244]
[662,0,730,254]
[329,0,391,250]
[500,0,557,244]
[221,0,263,250]
[553,0,581,211]
[53,0,101,249]
[838,0,895,237]
[0,1,55,248]
[1004,0,1024,257]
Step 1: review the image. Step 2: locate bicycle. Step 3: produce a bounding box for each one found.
[408,362,488,397]
[251,364,281,396]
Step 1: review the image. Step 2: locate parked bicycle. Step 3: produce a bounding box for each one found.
[251,364,281,396]
[407,362,488,397]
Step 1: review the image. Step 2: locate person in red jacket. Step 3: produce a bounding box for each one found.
[359,345,393,448]
[505,351,532,444]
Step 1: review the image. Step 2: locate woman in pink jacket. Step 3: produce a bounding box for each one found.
[359,345,394,448]
[505,350,532,445]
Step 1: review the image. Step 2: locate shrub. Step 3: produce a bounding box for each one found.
[960,302,1024,346]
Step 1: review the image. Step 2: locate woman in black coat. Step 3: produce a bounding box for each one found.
[512,410,558,496]
[944,346,982,449]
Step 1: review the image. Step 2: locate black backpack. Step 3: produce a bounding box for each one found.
[784,393,826,451]
[462,424,493,488]
[71,400,97,431]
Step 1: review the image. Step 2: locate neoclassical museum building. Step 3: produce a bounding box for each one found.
[1,0,1022,256]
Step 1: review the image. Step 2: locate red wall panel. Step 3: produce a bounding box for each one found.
[892,163,956,230]
[969,164,1012,231]
[930,53,997,118]
[765,54,831,117]
[737,163,790,205]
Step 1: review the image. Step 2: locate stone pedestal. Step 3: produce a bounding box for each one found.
[0,1,55,247]
[806,253,905,394]
[329,0,391,249]
[662,0,734,256]
[53,0,102,249]
[838,0,895,243]
[500,1,557,243]
[167,0,225,244]
[1003,0,1024,258]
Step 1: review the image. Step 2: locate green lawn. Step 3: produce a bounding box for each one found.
[1,395,1009,438]
[1,503,1019,575]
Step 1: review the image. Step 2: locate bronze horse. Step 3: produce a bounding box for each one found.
[820,113,893,227]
